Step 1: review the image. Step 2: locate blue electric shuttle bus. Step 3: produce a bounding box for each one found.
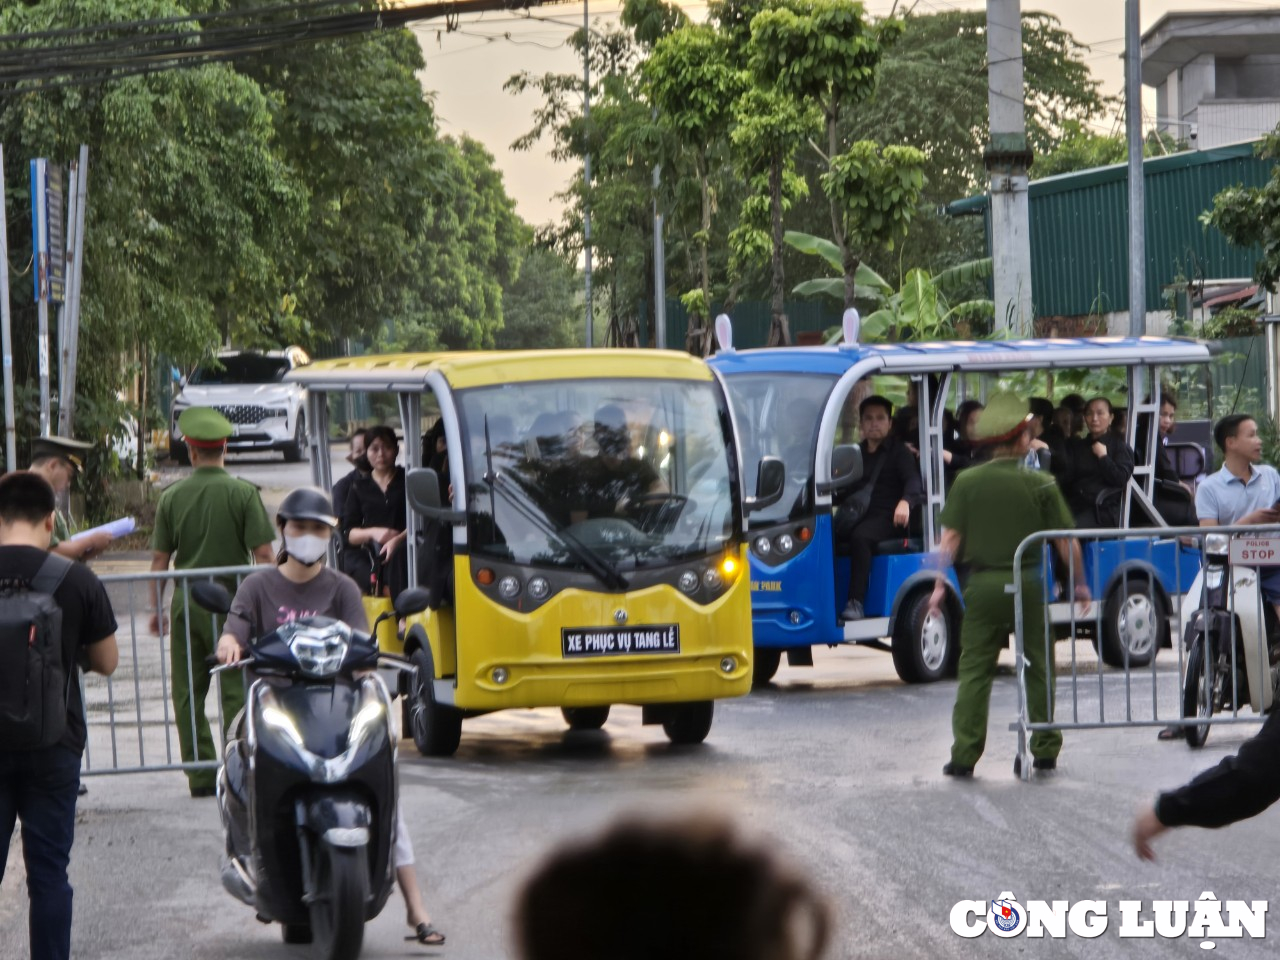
[710,328,1218,685]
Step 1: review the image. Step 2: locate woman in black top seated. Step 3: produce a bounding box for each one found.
[1060,396,1134,527]
[342,424,408,596]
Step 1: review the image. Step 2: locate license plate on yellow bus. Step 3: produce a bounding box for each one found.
[561,625,680,658]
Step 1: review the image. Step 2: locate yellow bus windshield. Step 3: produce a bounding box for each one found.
[454,378,738,573]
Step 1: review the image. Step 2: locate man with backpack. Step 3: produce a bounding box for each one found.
[0,471,119,960]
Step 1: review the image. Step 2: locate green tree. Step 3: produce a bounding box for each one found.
[644,24,746,353]
[1203,129,1280,289]
[1033,121,1183,179]
[497,247,580,349]
[0,0,307,481]
[747,0,924,308]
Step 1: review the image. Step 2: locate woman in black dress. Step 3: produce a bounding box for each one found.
[342,424,408,596]
[1061,396,1134,527]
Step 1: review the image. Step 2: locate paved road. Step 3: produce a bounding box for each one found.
[4,644,1277,959]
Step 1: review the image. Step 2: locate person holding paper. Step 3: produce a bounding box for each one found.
[29,435,113,562]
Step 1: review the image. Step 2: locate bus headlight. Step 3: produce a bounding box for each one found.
[528,577,550,601]
[703,568,723,591]
[753,536,771,556]
[492,666,509,685]
[678,570,699,594]
[498,576,521,599]
[775,534,794,554]
[719,656,736,673]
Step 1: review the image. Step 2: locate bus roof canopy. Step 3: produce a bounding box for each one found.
[288,349,715,392]
[708,336,1218,377]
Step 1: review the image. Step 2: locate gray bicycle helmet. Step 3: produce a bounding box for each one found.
[276,487,339,528]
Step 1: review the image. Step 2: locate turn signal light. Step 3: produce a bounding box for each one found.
[798,526,812,542]
[476,568,496,586]
[721,556,739,579]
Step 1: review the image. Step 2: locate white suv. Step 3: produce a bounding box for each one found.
[170,346,311,463]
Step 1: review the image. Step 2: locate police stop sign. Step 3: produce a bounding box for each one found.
[1229,537,1280,566]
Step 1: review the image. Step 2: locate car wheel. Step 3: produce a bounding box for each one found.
[891,588,954,684]
[1099,578,1166,668]
[283,413,307,463]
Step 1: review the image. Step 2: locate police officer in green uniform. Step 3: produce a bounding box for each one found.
[29,435,113,561]
[927,393,1091,778]
[149,407,275,797]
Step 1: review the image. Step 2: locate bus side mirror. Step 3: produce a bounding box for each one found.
[393,587,432,619]
[745,456,785,514]
[817,444,863,495]
[406,468,465,524]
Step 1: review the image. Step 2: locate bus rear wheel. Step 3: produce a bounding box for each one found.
[892,589,955,684]
[562,706,610,730]
[752,649,782,688]
[1099,578,1165,668]
[662,701,714,745]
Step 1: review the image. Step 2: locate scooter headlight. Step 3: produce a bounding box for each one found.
[260,705,305,748]
[1204,533,1231,560]
[348,699,387,750]
[284,620,352,677]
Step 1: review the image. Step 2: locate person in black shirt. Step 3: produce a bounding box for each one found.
[342,425,408,596]
[332,428,371,587]
[572,405,666,523]
[1134,705,1280,860]
[837,395,924,621]
[1058,396,1135,527]
[0,471,118,960]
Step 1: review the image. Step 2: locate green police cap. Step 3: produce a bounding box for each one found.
[972,392,1034,445]
[177,407,234,448]
[30,435,92,473]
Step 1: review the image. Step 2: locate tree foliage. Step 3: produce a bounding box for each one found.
[1203,129,1280,289]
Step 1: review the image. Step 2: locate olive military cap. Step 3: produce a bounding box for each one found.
[177,407,234,448]
[30,435,93,473]
[972,392,1034,445]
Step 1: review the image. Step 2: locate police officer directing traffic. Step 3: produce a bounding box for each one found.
[149,406,275,797]
[927,392,1090,778]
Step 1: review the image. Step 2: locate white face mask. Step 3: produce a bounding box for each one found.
[285,533,330,566]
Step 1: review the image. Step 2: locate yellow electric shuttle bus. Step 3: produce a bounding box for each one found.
[290,351,780,756]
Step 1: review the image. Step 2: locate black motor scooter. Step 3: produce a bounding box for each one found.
[194,582,427,960]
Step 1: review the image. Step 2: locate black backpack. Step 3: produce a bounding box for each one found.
[0,553,73,750]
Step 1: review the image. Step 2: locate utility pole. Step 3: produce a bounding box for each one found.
[0,147,16,471]
[653,162,666,349]
[985,0,1034,335]
[1126,0,1146,336]
[582,0,593,348]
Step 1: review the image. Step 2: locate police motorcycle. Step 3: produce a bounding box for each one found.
[194,581,429,960]
[1179,532,1280,748]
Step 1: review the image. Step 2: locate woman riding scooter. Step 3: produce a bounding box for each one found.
[216,487,446,947]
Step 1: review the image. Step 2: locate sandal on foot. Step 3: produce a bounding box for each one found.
[407,923,446,946]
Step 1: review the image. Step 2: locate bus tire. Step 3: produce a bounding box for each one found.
[562,706,610,730]
[1099,578,1166,669]
[752,649,782,687]
[662,701,714,745]
[409,646,461,757]
[892,589,954,684]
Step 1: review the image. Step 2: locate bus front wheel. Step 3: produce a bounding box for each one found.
[562,706,610,730]
[409,646,462,757]
[892,589,956,684]
[662,701,714,745]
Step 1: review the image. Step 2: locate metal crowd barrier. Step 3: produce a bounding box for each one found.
[1011,524,1280,781]
[80,564,257,777]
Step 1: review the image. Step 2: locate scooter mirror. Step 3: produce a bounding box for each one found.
[393,587,432,619]
[192,581,233,616]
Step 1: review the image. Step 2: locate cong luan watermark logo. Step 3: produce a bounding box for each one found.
[950,891,1266,948]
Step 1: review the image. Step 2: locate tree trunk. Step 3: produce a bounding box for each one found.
[136,341,148,480]
[767,158,791,347]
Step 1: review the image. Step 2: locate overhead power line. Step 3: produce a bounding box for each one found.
[0,0,575,93]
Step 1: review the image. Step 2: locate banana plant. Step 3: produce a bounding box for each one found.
[785,229,994,341]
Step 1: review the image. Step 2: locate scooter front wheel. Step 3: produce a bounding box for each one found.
[308,844,368,960]
[1182,636,1213,748]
